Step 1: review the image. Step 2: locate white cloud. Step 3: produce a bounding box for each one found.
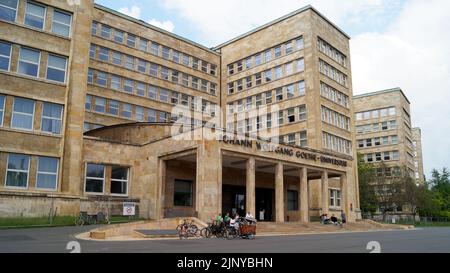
[119,5,142,19]
[156,0,401,46]
[148,19,175,32]
[351,0,450,177]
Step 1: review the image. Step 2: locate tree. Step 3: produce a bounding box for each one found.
[357,153,378,215]
[428,168,450,216]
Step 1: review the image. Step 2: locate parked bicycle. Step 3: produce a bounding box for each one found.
[75,211,110,226]
[201,220,226,238]
[177,219,200,239]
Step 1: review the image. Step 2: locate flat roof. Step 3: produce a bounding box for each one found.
[213,5,351,50]
[353,88,411,104]
[94,4,221,56]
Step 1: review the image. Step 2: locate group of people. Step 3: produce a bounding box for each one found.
[214,212,257,230]
[320,211,347,226]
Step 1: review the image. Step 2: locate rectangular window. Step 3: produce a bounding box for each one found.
[162,46,170,59]
[138,59,147,73]
[98,47,109,62]
[171,91,179,104]
[0,41,12,71]
[171,50,180,63]
[85,164,104,194]
[25,2,46,29]
[114,29,124,43]
[264,70,272,82]
[123,79,134,93]
[36,157,59,190]
[192,58,199,70]
[210,83,216,95]
[159,89,169,102]
[0,94,4,126]
[393,151,400,160]
[285,62,293,75]
[6,153,30,188]
[299,105,307,120]
[367,154,373,163]
[274,46,282,58]
[149,85,157,99]
[0,0,18,22]
[255,73,262,85]
[255,54,262,66]
[182,54,190,66]
[94,97,105,113]
[298,81,305,96]
[172,70,179,83]
[139,38,148,52]
[111,166,129,195]
[18,47,40,77]
[246,97,252,110]
[89,44,96,59]
[245,58,252,69]
[125,55,135,70]
[265,91,272,104]
[228,83,234,94]
[276,88,283,102]
[287,190,298,211]
[111,51,122,65]
[384,152,391,161]
[278,110,284,126]
[256,94,262,107]
[299,131,307,147]
[161,67,169,80]
[201,60,208,73]
[174,180,193,206]
[182,74,189,87]
[46,55,67,83]
[52,10,71,37]
[274,66,282,80]
[110,75,120,90]
[192,78,198,89]
[108,100,119,116]
[121,103,132,118]
[297,58,305,72]
[91,21,97,35]
[391,136,398,145]
[151,42,160,56]
[265,49,272,62]
[266,113,272,128]
[135,106,144,121]
[159,111,167,122]
[296,37,304,50]
[149,63,158,76]
[136,82,146,97]
[285,42,293,54]
[101,24,111,39]
[127,34,136,47]
[288,108,295,123]
[148,109,156,122]
[41,102,62,134]
[286,84,295,99]
[85,95,92,111]
[11,97,34,130]
[376,152,382,162]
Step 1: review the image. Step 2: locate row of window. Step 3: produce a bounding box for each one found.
[357,135,399,148]
[356,107,397,121]
[91,21,217,77]
[228,105,307,134]
[3,153,59,190]
[85,163,129,195]
[227,36,304,76]
[318,59,348,87]
[363,151,400,163]
[329,189,342,208]
[87,68,216,113]
[280,131,308,147]
[228,58,305,95]
[376,167,402,178]
[227,81,306,114]
[85,95,171,122]
[0,94,63,134]
[320,82,349,108]
[322,132,352,155]
[321,106,350,131]
[317,37,347,67]
[89,45,217,95]
[0,0,72,37]
[285,188,342,211]
[0,41,68,83]
[356,120,398,134]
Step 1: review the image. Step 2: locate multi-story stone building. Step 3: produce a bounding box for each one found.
[354,88,421,184]
[0,0,360,222]
[412,127,425,184]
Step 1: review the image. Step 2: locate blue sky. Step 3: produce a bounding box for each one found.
[94,0,450,179]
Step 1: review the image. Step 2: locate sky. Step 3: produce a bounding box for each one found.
[95,0,450,179]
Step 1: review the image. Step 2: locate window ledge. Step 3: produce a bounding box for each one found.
[0,19,71,41]
[0,127,63,139]
[0,70,67,87]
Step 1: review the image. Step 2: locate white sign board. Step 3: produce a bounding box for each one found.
[123,202,136,216]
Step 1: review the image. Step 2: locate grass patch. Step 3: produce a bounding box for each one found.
[0,215,145,229]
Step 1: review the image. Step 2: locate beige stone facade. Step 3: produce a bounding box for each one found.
[354,88,422,185]
[412,127,425,184]
[0,1,360,222]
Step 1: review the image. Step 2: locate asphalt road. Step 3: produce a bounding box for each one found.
[0,226,449,253]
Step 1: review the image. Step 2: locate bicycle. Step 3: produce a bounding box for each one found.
[177,219,200,239]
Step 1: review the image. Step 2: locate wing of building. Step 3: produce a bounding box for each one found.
[0,0,361,222]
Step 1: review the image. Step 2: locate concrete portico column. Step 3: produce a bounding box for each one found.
[321,170,329,215]
[299,167,309,223]
[340,173,348,215]
[246,157,256,217]
[275,162,285,222]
